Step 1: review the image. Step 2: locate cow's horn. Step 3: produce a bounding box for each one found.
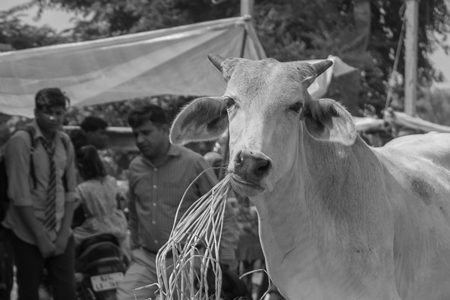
[208,53,225,72]
[312,60,333,77]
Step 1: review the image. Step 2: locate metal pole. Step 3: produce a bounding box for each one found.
[239,0,253,58]
[218,0,254,181]
[240,0,254,16]
[404,0,419,116]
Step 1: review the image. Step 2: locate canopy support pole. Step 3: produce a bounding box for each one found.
[404,0,419,116]
[240,0,254,16]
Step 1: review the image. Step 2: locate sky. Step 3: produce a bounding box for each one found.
[0,0,74,31]
[0,0,449,81]
[430,45,450,82]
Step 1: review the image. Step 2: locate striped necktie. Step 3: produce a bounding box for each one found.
[40,137,57,232]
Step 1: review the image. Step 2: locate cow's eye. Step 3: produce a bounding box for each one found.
[225,97,236,109]
[288,102,303,113]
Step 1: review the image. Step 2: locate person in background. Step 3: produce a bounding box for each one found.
[80,116,109,150]
[203,151,224,178]
[69,129,89,154]
[3,87,77,300]
[70,116,115,228]
[73,145,129,256]
[116,104,239,300]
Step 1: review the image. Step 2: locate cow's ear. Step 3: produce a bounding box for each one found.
[301,99,357,145]
[170,97,228,145]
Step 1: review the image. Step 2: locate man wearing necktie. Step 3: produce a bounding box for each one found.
[2,88,77,300]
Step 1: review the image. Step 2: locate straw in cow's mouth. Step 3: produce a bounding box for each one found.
[154,174,232,300]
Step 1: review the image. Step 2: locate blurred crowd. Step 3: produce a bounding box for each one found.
[0,87,274,300]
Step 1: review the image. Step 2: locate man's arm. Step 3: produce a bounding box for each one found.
[127,173,139,250]
[195,158,219,195]
[54,201,76,254]
[6,132,55,257]
[63,134,77,203]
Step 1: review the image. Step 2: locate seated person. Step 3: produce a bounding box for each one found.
[73,145,129,256]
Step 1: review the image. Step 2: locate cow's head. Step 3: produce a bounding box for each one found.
[170,54,357,197]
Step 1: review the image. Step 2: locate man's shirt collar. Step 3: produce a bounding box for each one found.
[167,144,181,157]
[142,144,181,167]
[31,120,60,143]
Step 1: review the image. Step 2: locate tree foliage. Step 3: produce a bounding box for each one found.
[7,0,450,119]
[0,10,68,50]
[1,0,449,172]
[0,10,72,153]
[3,0,450,120]
[251,0,450,116]
[7,0,241,40]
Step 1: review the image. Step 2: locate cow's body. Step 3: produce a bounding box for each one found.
[376,134,450,300]
[169,55,450,300]
[255,132,450,300]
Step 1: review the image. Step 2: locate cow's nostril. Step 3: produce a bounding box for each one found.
[253,158,271,178]
[233,151,272,184]
[235,150,244,165]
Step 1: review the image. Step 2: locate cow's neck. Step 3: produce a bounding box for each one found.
[253,135,378,278]
[255,134,361,235]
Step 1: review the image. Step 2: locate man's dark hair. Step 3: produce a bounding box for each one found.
[69,129,89,152]
[80,116,108,133]
[35,87,70,110]
[127,104,168,129]
[76,145,106,181]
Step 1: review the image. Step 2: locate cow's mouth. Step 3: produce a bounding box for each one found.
[230,173,265,196]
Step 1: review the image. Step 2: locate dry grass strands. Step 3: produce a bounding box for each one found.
[156,174,232,300]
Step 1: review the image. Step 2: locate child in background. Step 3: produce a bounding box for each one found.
[73,145,129,255]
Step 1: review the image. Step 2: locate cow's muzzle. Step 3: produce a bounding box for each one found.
[232,150,272,185]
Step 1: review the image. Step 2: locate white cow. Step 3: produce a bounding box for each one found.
[169,54,450,300]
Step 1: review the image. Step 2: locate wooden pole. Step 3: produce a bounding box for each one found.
[404,0,419,116]
[240,0,254,16]
[220,0,253,181]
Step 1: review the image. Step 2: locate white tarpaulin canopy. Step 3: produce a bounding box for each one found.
[0,16,356,118]
[384,109,450,134]
[381,82,450,134]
